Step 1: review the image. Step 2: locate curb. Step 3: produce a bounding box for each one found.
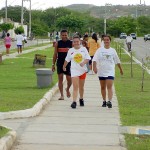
[122,48,150,74]
[0,82,59,120]
[0,127,16,150]
[120,126,150,135]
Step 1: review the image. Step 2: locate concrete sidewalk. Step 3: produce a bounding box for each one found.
[1,74,126,150]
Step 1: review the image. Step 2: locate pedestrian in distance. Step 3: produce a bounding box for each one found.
[126,34,133,51]
[52,29,72,100]
[93,35,123,108]
[4,33,12,56]
[63,35,91,109]
[16,31,24,54]
[88,33,100,74]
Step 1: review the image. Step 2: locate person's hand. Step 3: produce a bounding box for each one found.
[80,62,85,67]
[52,65,55,72]
[93,67,97,74]
[63,66,66,72]
[120,69,123,75]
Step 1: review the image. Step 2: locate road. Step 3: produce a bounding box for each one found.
[0,39,51,53]
[117,37,150,63]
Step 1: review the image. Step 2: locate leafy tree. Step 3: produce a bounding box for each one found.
[14,26,24,34]
[0,23,14,32]
[56,14,84,33]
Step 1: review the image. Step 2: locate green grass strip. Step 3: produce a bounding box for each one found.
[125,134,150,150]
[0,126,9,138]
[0,47,57,112]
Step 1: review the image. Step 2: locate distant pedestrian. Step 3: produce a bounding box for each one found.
[93,35,123,108]
[16,31,24,54]
[63,35,91,109]
[4,33,12,56]
[82,34,89,50]
[126,34,133,51]
[55,32,59,41]
[88,33,100,74]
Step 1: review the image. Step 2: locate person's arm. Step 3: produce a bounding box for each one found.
[80,48,91,67]
[93,61,97,74]
[80,59,89,67]
[63,60,68,72]
[52,42,58,72]
[117,63,123,75]
[114,49,123,75]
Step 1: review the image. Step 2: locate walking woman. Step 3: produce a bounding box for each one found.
[4,33,12,56]
[93,35,123,108]
[63,36,91,109]
[88,33,100,74]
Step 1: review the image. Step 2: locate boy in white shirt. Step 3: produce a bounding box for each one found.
[93,35,123,108]
[63,35,91,109]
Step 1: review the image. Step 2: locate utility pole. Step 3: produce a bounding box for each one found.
[21,0,24,25]
[29,0,31,38]
[5,0,7,22]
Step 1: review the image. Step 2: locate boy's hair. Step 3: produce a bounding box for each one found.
[61,29,68,34]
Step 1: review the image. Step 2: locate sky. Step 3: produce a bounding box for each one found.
[0,0,150,10]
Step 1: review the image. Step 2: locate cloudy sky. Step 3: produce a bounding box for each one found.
[0,0,150,10]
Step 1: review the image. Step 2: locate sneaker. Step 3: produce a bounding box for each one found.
[71,102,77,109]
[79,99,84,106]
[102,101,107,107]
[107,101,112,108]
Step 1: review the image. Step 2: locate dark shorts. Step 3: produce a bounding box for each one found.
[5,44,11,48]
[99,76,115,80]
[89,56,93,65]
[57,61,71,76]
[17,45,22,48]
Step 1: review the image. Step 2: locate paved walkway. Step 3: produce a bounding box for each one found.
[1,74,126,150]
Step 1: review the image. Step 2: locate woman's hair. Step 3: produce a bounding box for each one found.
[83,34,88,40]
[103,35,111,41]
[7,33,10,37]
[92,33,98,43]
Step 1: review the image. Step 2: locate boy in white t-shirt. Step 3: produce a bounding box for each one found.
[93,35,123,108]
[63,36,91,109]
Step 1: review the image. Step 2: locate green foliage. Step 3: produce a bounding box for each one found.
[0,126,9,138]
[31,20,49,36]
[56,14,84,32]
[0,23,14,32]
[107,16,137,36]
[14,26,24,34]
[1,5,150,37]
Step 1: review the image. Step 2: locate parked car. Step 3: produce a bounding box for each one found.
[120,33,127,39]
[130,33,137,39]
[144,34,150,41]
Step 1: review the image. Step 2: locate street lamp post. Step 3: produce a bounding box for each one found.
[21,0,24,25]
[5,0,7,22]
[104,3,112,35]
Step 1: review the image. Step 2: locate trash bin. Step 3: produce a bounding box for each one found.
[0,53,2,63]
[36,68,53,88]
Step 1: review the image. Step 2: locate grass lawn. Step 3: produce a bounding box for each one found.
[125,134,150,150]
[0,47,58,112]
[0,126,9,138]
[113,42,150,150]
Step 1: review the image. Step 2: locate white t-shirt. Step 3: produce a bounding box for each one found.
[16,34,24,45]
[65,47,91,77]
[126,36,133,43]
[93,47,120,77]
